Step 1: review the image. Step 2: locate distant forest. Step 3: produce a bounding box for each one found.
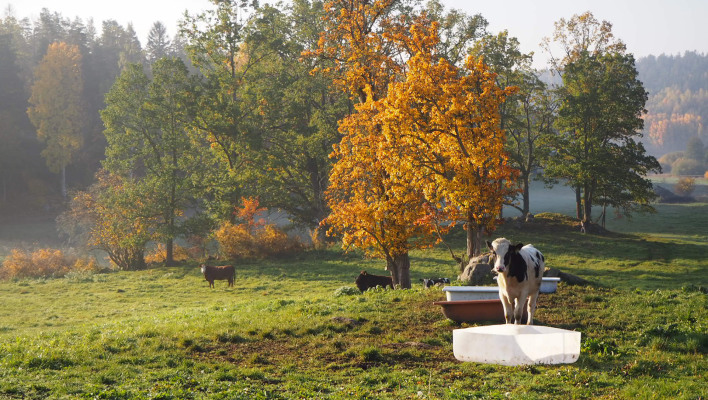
[637,51,708,155]
[0,9,192,217]
[0,7,705,219]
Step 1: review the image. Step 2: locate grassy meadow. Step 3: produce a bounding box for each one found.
[0,186,707,399]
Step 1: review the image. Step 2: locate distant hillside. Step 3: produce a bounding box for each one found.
[636,51,708,156]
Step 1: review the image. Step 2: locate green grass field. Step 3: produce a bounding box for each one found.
[0,194,707,399]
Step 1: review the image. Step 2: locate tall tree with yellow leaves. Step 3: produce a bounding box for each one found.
[326,92,440,288]
[312,0,441,287]
[307,0,405,103]
[379,22,518,259]
[316,0,517,286]
[27,41,85,199]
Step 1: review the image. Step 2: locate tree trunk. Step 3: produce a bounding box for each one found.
[583,185,592,224]
[394,253,411,289]
[386,257,399,287]
[466,212,484,258]
[575,186,582,220]
[466,224,474,261]
[166,239,174,266]
[61,165,67,200]
[522,174,530,218]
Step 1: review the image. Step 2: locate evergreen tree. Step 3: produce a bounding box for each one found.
[0,32,29,203]
[146,21,171,64]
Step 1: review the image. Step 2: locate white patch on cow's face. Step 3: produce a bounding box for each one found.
[490,239,510,273]
[200,265,206,274]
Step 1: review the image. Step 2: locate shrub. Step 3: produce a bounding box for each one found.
[674,177,696,196]
[215,221,302,259]
[657,151,684,173]
[671,158,705,176]
[215,197,303,259]
[215,222,257,259]
[144,243,191,264]
[0,248,99,280]
[334,286,361,297]
[259,224,303,256]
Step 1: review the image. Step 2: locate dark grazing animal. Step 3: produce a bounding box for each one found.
[420,277,451,288]
[200,264,235,288]
[355,271,394,292]
[487,238,545,325]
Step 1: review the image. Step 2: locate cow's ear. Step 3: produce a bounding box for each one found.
[514,243,524,252]
[361,270,367,275]
[486,241,494,251]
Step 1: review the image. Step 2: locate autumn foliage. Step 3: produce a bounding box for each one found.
[644,112,703,151]
[26,41,85,198]
[215,198,303,259]
[315,0,517,288]
[306,0,403,102]
[1,248,98,280]
[144,244,192,264]
[674,177,696,196]
[379,24,518,237]
[58,170,154,271]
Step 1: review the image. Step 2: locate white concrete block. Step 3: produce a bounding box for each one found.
[453,324,581,366]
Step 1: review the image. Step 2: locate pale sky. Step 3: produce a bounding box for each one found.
[3,0,706,69]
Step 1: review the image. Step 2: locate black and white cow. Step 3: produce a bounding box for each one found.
[420,278,451,288]
[487,238,545,325]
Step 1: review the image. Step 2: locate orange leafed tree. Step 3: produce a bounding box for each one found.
[379,22,518,258]
[313,1,446,288]
[306,0,404,103]
[326,94,441,288]
[316,0,517,286]
[58,171,155,271]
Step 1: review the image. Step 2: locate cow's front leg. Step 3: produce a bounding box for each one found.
[500,294,514,324]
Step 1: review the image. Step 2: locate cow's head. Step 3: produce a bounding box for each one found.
[200,264,206,274]
[355,270,367,282]
[486,238,523,274]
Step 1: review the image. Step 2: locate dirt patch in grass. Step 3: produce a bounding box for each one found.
[189,295,458,372]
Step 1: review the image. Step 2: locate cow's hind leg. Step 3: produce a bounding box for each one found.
[512,298,526,325]
[526,292,540,325]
